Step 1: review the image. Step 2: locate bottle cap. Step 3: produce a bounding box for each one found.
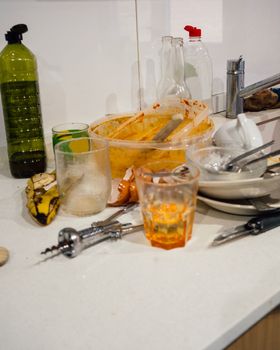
[184,25,202,37]
[5,24,28,44]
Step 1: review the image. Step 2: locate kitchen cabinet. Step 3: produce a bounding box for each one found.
[227,306,280,350]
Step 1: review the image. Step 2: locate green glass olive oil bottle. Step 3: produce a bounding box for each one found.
[0,24,46,178]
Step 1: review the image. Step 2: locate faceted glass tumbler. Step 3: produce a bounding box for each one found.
[135,160,200,250]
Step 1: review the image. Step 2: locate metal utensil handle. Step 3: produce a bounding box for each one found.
[152,114,184,142]
[92,202,138,227]
[256,115,280,126]
[246,213,280,235]
[121,224,144,236]
[241,148,280,169]
[225,140,274,169]
[85,224,144,249]
[80,221,122,240]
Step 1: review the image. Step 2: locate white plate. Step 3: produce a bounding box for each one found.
[197,194,280,216]
[199,174,280,200]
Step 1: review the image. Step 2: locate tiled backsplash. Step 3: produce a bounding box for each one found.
[0,0,280,147]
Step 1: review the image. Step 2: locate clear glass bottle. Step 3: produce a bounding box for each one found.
[157,36,175,100]
[184,25,213,111]
[157,36,191,101]
[171,37,191,99]
[0,24,46,178]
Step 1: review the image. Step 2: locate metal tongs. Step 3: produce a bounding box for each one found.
[41,203,143,258]
[224,140,275,171]
[212,212,280,246]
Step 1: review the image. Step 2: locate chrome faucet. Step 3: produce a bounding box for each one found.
[226,55,280,118]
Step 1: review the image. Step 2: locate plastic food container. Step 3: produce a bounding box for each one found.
[89,113,214,178]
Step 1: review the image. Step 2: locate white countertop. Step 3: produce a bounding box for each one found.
[1,112,280,350]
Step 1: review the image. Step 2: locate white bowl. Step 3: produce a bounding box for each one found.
[187,146,267,181]
[199,174,280,200]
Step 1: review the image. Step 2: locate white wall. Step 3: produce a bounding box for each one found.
[0,0,138,146]
[137,0,280,106]
[1,0,280,147]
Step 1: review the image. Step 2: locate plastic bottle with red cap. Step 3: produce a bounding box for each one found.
[184,25,213,111]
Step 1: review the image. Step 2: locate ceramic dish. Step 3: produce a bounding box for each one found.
[213,113,263,150]
[198,173,280,200]
[187,146,267,181]
[197,194,280,216]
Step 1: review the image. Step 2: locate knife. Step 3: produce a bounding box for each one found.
[212,212,280,246]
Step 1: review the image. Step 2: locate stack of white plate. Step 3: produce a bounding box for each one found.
[197,175,280,215]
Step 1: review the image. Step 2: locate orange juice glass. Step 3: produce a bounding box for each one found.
[135,161,200,250]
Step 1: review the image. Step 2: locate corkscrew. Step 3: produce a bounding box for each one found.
[41,202,142,258]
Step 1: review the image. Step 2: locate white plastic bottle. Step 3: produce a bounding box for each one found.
[184,25,213,112]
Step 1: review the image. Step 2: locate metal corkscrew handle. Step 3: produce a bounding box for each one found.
[57,222,125,258]
[40,203,141,258]
[42,223,143,258]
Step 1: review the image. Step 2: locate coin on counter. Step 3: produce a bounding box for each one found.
[0,247,9,266]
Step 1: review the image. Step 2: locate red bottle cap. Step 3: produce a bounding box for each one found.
[184,25,202,37]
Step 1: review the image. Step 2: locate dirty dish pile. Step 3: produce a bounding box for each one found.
[187,143,280,214]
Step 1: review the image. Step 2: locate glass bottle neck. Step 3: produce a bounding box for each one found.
[173,42,184,83]
[160,40,173,78]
